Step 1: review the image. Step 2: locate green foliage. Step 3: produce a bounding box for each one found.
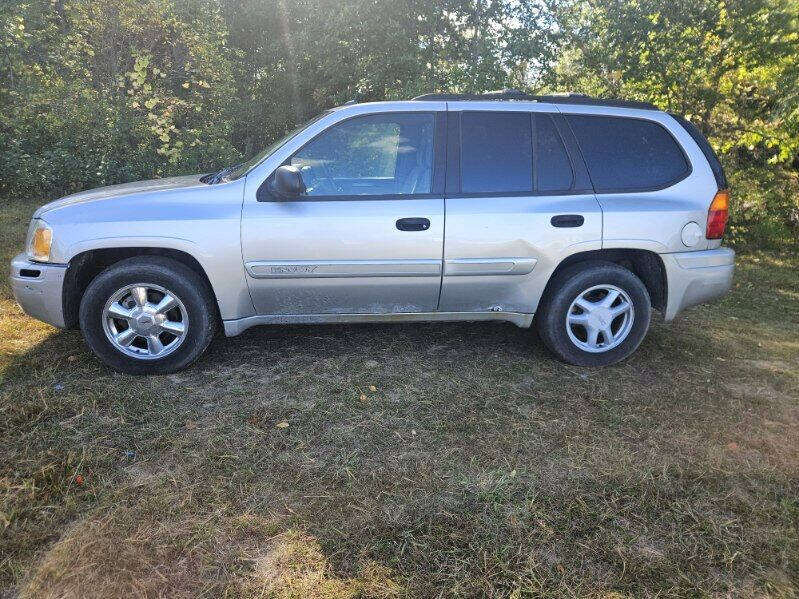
[547,0,799,159]
[0,0,240,197]
[727,164,799,249]
[0,0,797,246]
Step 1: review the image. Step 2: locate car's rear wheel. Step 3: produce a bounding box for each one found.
[79,256,217,375]
[536,261,651,366]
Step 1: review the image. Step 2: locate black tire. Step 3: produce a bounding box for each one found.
[79,256,217,375]
[535,261,651,367]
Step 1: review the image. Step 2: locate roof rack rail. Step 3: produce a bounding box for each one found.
[411,89,658,111]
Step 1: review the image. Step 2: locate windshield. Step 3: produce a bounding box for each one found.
[224,111,331,181]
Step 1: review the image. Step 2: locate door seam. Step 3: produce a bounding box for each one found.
[436,102,448,311]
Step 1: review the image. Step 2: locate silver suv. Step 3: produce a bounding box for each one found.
[10,91,735,374]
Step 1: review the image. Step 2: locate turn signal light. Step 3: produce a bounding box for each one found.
[706,189,730,239]
[26,219,54,262]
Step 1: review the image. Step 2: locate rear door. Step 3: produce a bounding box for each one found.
[439,103,603,313]
[241,110,446,315]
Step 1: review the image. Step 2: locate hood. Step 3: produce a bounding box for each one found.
[34,174,206,217]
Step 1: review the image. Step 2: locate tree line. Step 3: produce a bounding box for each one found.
[1,0,797,246]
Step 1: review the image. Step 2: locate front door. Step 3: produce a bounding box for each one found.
[241,111,445,315]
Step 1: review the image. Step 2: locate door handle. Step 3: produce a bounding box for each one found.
[551,214,584,228]
[396,217,431,231]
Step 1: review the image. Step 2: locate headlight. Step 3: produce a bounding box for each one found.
[26,219,53,262]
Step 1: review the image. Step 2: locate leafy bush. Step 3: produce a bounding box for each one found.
[0,0,240,198]
[727,166,799,250]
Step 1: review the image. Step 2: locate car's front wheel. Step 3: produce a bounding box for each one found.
[79,256,217,375]
[535,261,652,367]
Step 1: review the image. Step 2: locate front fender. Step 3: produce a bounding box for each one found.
[65,235,255,321]
[39,179,255,321]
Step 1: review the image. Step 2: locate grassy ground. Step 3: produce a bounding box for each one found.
[1,199,797,598]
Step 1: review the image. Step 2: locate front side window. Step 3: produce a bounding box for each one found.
[566,115,689,192]
[290,113,434,196]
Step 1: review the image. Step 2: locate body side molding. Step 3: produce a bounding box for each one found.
[245,259,442,279]
[444,257,537,276]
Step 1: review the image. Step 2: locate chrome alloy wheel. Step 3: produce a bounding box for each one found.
[101,283,188,360]
[565,284,635,353]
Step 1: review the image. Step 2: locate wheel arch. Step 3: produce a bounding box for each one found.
[542,249,667,313]
[63,247,218,329]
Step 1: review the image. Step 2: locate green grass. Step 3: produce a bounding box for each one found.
[1,199,797,597]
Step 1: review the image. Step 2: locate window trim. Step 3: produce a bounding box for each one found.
[256,111,445,202]
[563,113,693,195]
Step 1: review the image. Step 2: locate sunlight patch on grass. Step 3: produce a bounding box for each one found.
[245,531,401,598]
[20,473,278,598]
[19,470,401,599]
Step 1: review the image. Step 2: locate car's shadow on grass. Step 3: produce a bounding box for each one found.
[205,318,549,370]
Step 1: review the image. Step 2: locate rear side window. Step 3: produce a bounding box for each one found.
[566,115,689,192]
[535,114,573,191]
[461,112,532,193]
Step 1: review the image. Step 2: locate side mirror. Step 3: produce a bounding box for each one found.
[270,165,306,199]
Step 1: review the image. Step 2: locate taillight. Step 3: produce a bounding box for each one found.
[706,189,730,239]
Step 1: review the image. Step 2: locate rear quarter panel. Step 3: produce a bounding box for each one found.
[557,106,719,254]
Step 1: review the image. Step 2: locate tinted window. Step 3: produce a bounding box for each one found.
[291,113,434,196]
[461,112,532,193]
[567,115,689,192]
[535,114,573,191]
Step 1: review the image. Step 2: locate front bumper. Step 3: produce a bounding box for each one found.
[661,247,735,321]
[9,252,68,328]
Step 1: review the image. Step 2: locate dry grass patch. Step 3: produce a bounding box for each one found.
[19,472,270,598]
[20,471,400,599]
[245,531,401,598]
